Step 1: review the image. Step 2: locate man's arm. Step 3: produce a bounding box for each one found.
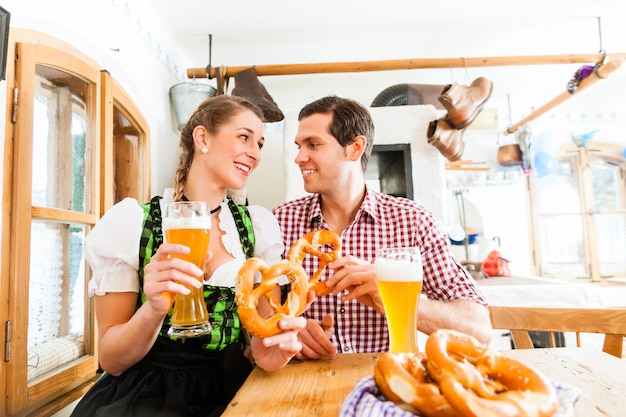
[417,298,493,345]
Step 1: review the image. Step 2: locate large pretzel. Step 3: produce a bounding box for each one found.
[287,230,342,296]
[374,329,558,417]
[235,258,309,338]
[374,351,459,417]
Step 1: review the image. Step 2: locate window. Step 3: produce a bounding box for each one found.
[100,71,150,211]
[530,142,626,281]
[2,29,149,416]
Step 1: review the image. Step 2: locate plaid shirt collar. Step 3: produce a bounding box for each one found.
[306,185,380,228]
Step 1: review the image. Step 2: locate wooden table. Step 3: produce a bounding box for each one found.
[221,348,626,417]
[507,348,626,417]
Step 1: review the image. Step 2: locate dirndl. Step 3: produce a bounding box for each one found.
[70,337,252,417]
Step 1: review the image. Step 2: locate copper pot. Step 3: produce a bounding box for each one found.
[497,144,522,166]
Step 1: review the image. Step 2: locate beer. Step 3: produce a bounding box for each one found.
[163,202,212,337]
[375,248,423,353]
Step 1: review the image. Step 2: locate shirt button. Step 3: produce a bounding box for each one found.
[339,308,346,314]
[343,346,351,352]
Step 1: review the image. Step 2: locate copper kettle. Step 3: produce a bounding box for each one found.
[497,144,522,166]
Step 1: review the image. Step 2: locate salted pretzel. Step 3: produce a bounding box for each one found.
[286,230,341,296]
[235,258,309,338]
[374,329,558,417]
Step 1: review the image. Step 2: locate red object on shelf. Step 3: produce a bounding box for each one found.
[482,250,511,277]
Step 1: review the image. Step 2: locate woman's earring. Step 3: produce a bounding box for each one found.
[201,147,209,154]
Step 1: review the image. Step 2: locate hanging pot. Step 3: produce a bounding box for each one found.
[169,82,217,130]
[497,144,522,166]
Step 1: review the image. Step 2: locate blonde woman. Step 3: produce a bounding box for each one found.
[72,95,308,417]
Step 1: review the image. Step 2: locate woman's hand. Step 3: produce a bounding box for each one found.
[142,243,205,318]
[250,291,315,371]
[249,317,307,371]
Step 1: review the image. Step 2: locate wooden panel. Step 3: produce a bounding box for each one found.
[7,40,37,416]
[111,77,150,205]
[6,37,101,417]
[31,206,97,225]
[490,306,626,334]
[27,356,97,404]
[490,306,626,357]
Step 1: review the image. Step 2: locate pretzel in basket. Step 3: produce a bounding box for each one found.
[374,329,558,417]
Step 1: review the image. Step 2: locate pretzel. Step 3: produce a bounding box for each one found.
[374,352,459,417]
[287,230,341,296]
[374,329,558,417]
[235,258,309,338]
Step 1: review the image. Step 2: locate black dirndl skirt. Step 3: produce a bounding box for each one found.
[70,337,252,417]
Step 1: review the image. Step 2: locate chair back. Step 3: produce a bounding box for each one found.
[489,306,626,358]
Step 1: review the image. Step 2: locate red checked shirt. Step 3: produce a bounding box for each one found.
[272,187,487,353]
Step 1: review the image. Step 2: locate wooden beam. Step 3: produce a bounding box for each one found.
[504,58,622,135]
[186,52,626,79]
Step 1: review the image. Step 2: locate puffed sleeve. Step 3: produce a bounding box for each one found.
[84,198,144,296]
[248,205,284,264]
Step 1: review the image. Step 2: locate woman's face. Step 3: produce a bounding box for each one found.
[204,108,265,190]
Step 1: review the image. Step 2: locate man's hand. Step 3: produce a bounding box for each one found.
[295,314,336,360]
[325,255,385,314]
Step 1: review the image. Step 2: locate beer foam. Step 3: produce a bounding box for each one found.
[376,257,423,282]
[162,216,211,230]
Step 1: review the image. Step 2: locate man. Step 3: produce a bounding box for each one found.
[273,95,492,359]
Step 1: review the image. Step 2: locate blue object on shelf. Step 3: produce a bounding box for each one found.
[450,233,478,245]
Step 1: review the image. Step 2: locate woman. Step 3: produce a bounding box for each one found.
[71,95,308,417]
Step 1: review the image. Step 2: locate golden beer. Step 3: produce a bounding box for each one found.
[163,202,211,337]
[375,248,423,353]
[164,227,211,326]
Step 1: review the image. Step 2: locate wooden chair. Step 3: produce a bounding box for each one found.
[489,306,626,358]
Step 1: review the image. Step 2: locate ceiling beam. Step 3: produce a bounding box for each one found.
[186,52,626,80]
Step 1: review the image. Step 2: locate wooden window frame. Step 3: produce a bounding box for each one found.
[529,142,626,282]
[1,29,150,417]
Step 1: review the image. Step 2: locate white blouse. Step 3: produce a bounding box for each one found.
[85,192,284,296]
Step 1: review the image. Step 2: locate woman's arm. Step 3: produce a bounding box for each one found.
[96,243,205,375]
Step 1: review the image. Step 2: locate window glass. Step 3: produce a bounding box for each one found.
[535,159,581,213]
[32,66,91,212]
[113,104,143,203]
[538,214,586,276]
[28,64,93,381]
[28,220,87,381]
[591,160,624,211]
[596,213,626,275]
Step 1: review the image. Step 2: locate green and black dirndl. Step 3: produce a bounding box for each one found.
[70,197,256,417]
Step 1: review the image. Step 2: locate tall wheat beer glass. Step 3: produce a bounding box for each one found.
[375,247,423,352]
[163,201,211,338]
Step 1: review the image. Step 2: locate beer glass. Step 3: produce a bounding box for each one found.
[375,247,423,353]
[163,201,211,338]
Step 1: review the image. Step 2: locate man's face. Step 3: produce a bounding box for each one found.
[294,113,350,195]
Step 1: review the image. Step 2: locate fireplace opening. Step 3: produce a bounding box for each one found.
[365,144,413,199]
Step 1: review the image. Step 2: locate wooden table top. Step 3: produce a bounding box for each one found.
[221,348,625,417]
